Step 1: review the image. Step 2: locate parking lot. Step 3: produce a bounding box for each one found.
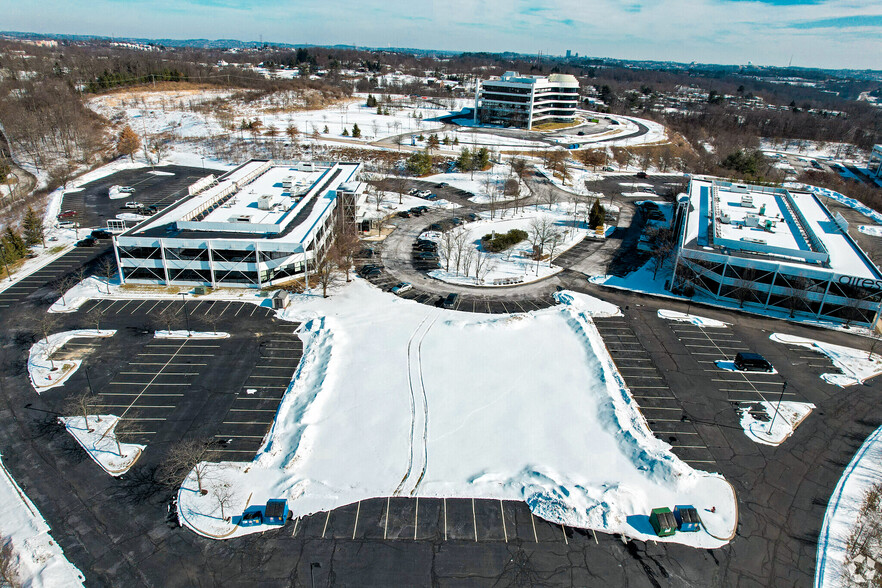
[59,298,298,462]
[0,245,109,310]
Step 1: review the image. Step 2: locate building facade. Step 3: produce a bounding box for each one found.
[113,160,364,289]
[671,179,882,327]
[473,71,579,129]
[871,144,882,178]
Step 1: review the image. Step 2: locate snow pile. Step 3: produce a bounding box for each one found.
[0,456,85,587]
[155,330,230,339]
[816,426,882,588]
[770,333,882,387]
[737,402,815,446]
[859,225,882,237]
[176,279,736,546]
[658,309,729,328]
[60,415,145,476]
[107,185,127,200]
[28,330,115,393]
[553,290,621,317]
[792,183,882,225]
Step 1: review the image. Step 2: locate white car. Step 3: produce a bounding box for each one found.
[119,186,136,193]
[124,201,143,209]
[417,190,431,198]
[392,282,413,295]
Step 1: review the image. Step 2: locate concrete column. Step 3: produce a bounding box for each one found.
[207,243,217,288]
[159,240,170,285]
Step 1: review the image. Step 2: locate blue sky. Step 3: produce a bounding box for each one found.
[4,0,881,69]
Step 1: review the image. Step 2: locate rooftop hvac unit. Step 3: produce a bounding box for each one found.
[720,210,731,224]
[258,194,273,210]
[745,214,760,228]
[741,194,754,208]
[282,176,294,188]
[229,215,252,223]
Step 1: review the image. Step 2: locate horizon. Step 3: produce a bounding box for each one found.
[4,0,881,70]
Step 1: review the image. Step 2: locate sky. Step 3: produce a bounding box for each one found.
[4,0,882,70]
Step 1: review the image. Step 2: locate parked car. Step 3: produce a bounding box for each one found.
[415,251,439,260]
[90,229,112,239]
[428,223,443,232]
[357,247,375,258]
[439,182,449,187]
[408,188,419,195]
[465,213,479,222]
[397,211,411,218]
[124,201,143,209]
[417,190,431,198]
[358,265,381,276]
[119,186,137,193]
[391,282,413,295]
[635,171,648,179]
[408,208,423,217]
[734,352,774,373]
[362,267,382,277]
[424,193,438,200]
[76,237,96,247]
[414,243,437,252]
[57,210,77,219]
[442,293,459,308]
[413,206,429,213]
[450,217,463,226]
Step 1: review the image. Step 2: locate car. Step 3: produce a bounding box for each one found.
[414,243,437,252]
[119,186,137,193]
[417,190,431,198]
[408,208,423,217]
[636,171,648,179]
[450,217,463,226]
[442,293,459,308]
[359,264,381,273]
[57,210,77,219]
[391,282,413,295]
[734,352,774,373]
[357,247,375,258]
[811,160,823,170]
[439,182,449,187]
[90,229,112,239]
[465,213,480,222]
[415,250,439,259]
[408,188,419,195]
[76,237,96,247]
[424,193,438,200]
[362,267,382,277]
[124,201,143,209]
[602,166,615,172]
[413,206,429,213]
[428,223,443,232]
[397,211,411,218]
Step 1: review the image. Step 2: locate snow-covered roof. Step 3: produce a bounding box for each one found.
[681,179,882,279]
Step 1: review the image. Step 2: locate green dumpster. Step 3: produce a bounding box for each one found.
[649,507,677,537]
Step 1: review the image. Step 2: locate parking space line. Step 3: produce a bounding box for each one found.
[322,511,330,539]
[234,304,245,317]
[500,500,507,543]
[96,404,175,409]
[98,392,183,397]
[530,512,538,543]
[472,499,478,542]
[213,434,265,439]
[443,498,447,541]
[414,497,419,540]
[125,417,167,421]
[561,524,568,545]
[115,300,134,312]
[110,382,191,386]
[129,300,148,313]
[230,408,277,413]
[219,301,233,316]
[145,300,162,314]
[353,500,361,540]
[384,497,390,540]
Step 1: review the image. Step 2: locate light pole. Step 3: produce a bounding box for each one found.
[180,293,191,336]
[84,367,95,396]
[310,562,321,588]
[768,381,787,432]
[201,157,205,172]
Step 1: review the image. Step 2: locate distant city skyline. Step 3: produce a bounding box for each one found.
[5,0,881,70]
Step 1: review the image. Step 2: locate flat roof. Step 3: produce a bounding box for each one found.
[122,160,360,245]
[682,179,882,279]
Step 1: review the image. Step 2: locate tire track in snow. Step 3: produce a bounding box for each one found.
[394,313,432,496]
[410,312,440,496]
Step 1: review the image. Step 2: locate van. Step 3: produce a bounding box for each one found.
[442,293,459,309]
[734,352,773,372]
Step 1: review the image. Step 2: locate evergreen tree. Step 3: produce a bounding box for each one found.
[23,206,44,247]
[377,105,383,115]
[453,137,459,145]
[589,198,605,230]
[457,148,473,172]
[323,125,329,134]
[366,94,376,107]
[3,227,26,261]
[352,124,361,138]
[117,125,140,162]
[405,152,433,176]
[342,128,349,137]
[475,147,491,170]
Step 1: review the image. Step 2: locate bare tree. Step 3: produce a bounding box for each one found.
[156,303,178,334]
[0,537,20,588]
[161,438,214,495]
[542,185,560,210]
[64,391,101,432]
[99,257,118,294]
[211,480,238,521]
[438,230,456,272]
[473,249,495,284]
[314,253,340,298]
[103,416,142,457]
[54,274,78,307]
[86,304,106,331]
[329,222,360,282]
[204,312,221,335]
[547,230,565,265]
[452,230,469,275]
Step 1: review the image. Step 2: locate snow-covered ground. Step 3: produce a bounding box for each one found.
[770,333,882,387]
[658,309,729,328]
[788,183,882,226]
[359,191,457,223]
[423,165,515,201]
[28,330,116,393]
[0,455,85,587]
[426,204,589,287]
[60,415,145,476]
[858,225,882,237]
[816,425,882,588]
[760,138,868,163]
[737,401,815,446]
[155,330,230,339]
[176,279,736,546]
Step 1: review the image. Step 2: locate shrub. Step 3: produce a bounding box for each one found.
[481,228,528,252]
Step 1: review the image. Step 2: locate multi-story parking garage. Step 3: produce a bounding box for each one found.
[113,159,364,288]
[473,71,579,129]
[671,178,882,327]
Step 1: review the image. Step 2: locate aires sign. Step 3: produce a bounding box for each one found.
[838,275,882,292]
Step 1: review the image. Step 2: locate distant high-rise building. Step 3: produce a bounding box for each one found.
[565,49,572,58]
[473,71,580,130]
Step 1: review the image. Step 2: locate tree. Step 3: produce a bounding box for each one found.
[0,537,19,588]
[104,416,142,457]
[475,147,491,170]
[87,304,106,331]
[99,257,118,294]
[211,480,238,521]
[405,152,432,176]
[547,230,564,264]
[427,134,440,153]
[54,274,78,307]
[457,148,473,172]
[314,252,339,298]
[351,124,361,138]
[156,303,178,334]
[117,125,140,162]
[329,222,360,282]
[528,216,554,271]
[161,438,214,495]
[579,149,606,171]
[589,198,605,230]
[64,391,101,432]
[322,125,329,134]
[342,128,349,137]
[23,206,44,247]
[438,230,456,272]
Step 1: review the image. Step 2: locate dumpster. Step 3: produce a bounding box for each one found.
[674,505,701,532]
[649,507,677,537]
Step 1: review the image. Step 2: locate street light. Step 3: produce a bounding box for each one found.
[768,381,787,432]
[310,562,321,588]
[180,293,191,336]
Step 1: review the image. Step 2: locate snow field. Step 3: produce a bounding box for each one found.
[737,401,815,446]
[60,415,145,476]
[0,456,85,587]
[858,225,882,237]
[28,330,116,393]
[177,280,736,547]
[770,333,882,387]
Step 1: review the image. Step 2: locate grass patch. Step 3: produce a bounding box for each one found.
[532,118,584,132]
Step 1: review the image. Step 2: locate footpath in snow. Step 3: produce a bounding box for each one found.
[28,330,116,393]
[176,280,736,548]
[770,333,882,387]
[816,426,882,588]
[0,455,84,587]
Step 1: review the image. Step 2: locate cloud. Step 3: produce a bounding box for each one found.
[789,14,882,28]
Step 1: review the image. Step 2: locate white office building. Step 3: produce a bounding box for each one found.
[473,71,579,129]
[113,159,364,288]
[671,178,882,327]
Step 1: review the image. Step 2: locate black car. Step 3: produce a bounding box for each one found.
[465,213,480,222]
[428,223,443,232]
[442,293,459,308]
[91,229,112,239]
[408,208,423,217]
[362,267,382,277]
[414,251,439,260]
[450,217,463,226]
[76,237,96,247]
[413,206,429,213]
[734,352,774,373]
[358,265,381,276]
[636,171,648,179]
[414,244,437,252]
[397,211,411,218]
